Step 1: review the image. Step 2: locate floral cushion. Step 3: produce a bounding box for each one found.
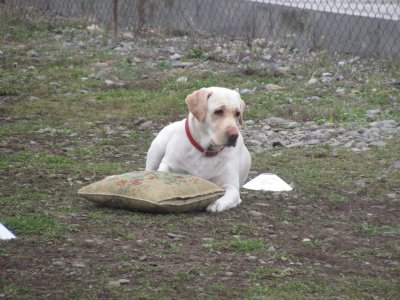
[78,171,224,213]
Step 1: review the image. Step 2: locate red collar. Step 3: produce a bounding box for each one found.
[185,117,224,157]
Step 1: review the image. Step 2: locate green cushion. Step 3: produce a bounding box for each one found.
[78,171,224,213]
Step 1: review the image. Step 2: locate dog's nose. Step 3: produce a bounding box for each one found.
[227,130,239,146]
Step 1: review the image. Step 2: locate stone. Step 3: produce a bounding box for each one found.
[95,62,108,68]
[118,279,130,284]
[225,271,234,276]
[170,53,183,60]
[390,160,400,170]
[321,76,332,85]
[365,109,380,118]
[249,210,262,217]
[72,262,86,268]
[240,56,251,64]
[95,70,109,80]
[266,83,283,92]
[36,75,47,81]
[139,120,153,130]
[167,232,185,239]
[27,50,38,58]
[335,88,346,96]
[260,54,272,61]
[176,76,188,84]
[307,77,318,85]
[267,117,287,127]
[246,256,258,261]
[87,24,102,32]
[369,141,387,147]
[172,61,194,68]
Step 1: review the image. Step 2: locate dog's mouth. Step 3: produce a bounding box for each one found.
[209,139,237,150]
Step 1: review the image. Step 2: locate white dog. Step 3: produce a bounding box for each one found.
[145,87,251,212]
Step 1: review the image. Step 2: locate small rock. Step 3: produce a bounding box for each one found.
[249,210,262,217]
[309,96,321,103]
[52,261,65,267]
[225,271,234,276]
[246,256,257,261]
[267,117,287,127]
[95,70,109,80]
[267,245,276,252]
[176,76,188,84]
[240,56,251,64]
[266,83,283,92]
[132,57,142,63]
[87,24,102,32]
[36,75,47,81]
[105,79,114,86]
[167,232,185,239]
[95,62,108,68]
[86,99,97,106]
[307,77,318,85]
[302,238,311,243]
[139,255,148,261]
[172,61,194,68]
[260,54,272,61]
[365,109,380,118]
[335,88,346,96]
[338,61,346,66]
[239,88,256,95]
[386,193,397,200]
[139,120,153,130]
[170,53,183,60]
[27,49,38,58]
[369,141,387,147]
[72,262,86,268]
[355,179,367,187]
[118,279,130,284]
[390,160,400,170]
[321,76,332,85]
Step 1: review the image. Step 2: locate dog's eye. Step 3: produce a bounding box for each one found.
[235,111,241,118]
[214,109,224,116]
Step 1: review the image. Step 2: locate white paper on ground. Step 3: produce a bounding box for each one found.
[0,222,16,240]
[243,173,293,192]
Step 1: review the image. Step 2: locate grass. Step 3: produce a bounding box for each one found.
[1,10,400,300]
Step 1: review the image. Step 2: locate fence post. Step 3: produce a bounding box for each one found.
[112,0,118,41]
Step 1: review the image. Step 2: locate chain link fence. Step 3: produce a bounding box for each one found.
[4,0,400,59]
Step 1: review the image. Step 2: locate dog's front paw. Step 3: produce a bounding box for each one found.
[206,197,241,213]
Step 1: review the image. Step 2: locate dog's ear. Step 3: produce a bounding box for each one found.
[185,88,212,122]
[239,99,246,125]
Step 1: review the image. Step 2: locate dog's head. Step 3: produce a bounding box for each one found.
[185,87,245,147]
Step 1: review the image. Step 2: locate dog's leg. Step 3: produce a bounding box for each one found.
[145,124,177,171]
[206,184,241,213]
[157,161,171,172]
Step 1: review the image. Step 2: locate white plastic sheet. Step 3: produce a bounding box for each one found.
[0,222,16,240]
[243,173,293,192]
